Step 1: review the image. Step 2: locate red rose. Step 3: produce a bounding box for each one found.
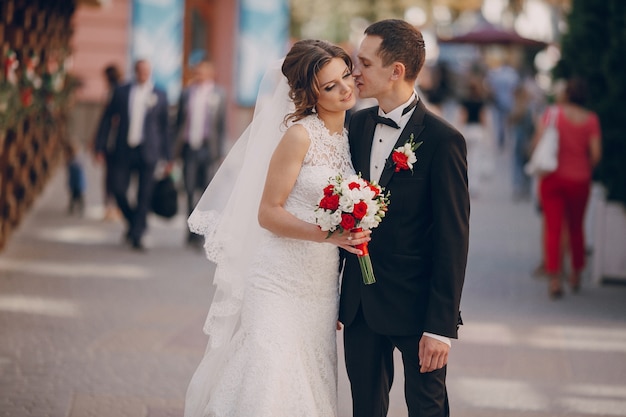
[319,194,340,211]
[392,151,409,172]
[323,184,335,196]
[340,213,356,230]
[348,182,361,190]
[352,201,368,220]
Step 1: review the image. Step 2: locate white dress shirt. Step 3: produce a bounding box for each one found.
[128,82,153,147]
[188,82,213,149]
[369,92,451,348]
[369,93,418,182]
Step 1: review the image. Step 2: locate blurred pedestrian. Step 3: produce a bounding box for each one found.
[420,61,452,116]
[64,141,86,216]
[458,77,488,197]
[530,77,602,298]
[99,63,123,221]
[173,59,226,247]
[509,83,535,200]
[94,59,172,251]
[486,59,520,150]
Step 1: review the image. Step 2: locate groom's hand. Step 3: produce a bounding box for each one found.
[418,335,449,373]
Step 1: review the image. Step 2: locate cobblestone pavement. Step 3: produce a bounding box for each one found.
[1,147,625,417]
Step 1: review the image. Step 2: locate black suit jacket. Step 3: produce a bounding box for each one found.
[95,83,171,165]
[339,100,469,339]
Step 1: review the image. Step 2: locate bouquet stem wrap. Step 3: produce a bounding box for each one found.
[352,227,376,285]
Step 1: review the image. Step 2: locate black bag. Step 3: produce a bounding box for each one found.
[151,176,178,218]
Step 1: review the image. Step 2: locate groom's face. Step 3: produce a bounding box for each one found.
[353,35,393,100]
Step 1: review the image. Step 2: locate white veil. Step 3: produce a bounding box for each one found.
[185,60,294,417]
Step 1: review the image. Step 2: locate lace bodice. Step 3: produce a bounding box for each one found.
[284,115,355,223]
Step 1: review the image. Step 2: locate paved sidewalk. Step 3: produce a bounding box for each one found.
[1,146,625,417]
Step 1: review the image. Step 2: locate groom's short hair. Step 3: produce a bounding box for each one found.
[365,19,426,82]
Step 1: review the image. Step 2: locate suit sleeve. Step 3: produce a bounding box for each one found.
[173,92,185,142]
[172,92,186,158]
[216,90,227,159]
[347,111,366,167]
[158,91,171,161]
[425,129,469,338]
[94,88,118,154]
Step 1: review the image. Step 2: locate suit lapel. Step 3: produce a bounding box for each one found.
[378,100,427,188]
[122,84,132,110]
[355,108,379,181]
[123,84,134,119]
[146,87,157,115]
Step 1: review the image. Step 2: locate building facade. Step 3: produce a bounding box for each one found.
[70,0,240,144]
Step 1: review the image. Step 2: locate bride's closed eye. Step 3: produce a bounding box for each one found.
[324,71,352,92]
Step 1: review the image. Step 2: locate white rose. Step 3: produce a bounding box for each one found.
[316,210,342,232]
[339,194,354,213]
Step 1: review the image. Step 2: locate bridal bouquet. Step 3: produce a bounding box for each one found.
[315,174,390,284]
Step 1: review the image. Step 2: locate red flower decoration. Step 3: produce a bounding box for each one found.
[352,201,368,220]
[319,194,340,211]
[391,134,422,173]
[340,213,356,230]
[391,152,409,172]
[368,184,381,196]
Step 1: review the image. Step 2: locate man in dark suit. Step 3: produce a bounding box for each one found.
[173,59,226,246]
[95,59,171,250]
[339,20,470,417]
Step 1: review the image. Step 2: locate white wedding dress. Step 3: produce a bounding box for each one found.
[192,115,354,417]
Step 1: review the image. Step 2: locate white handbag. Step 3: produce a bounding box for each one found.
[524,106,559,176]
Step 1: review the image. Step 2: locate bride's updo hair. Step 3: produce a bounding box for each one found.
[281,39,353,123]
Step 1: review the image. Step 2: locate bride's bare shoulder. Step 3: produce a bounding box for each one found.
[282,123,310,144]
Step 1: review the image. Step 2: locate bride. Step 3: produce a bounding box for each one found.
[185,40,370,417]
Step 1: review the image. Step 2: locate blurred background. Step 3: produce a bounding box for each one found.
[1,0,625,260]
[0,1,625,416]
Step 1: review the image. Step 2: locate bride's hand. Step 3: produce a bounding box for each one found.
[328,229,371,255]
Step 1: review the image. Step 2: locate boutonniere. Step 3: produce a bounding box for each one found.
[146,92,158,108]
[391,133,423,173]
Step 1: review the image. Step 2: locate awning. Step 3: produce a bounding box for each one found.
[438,26,548,49]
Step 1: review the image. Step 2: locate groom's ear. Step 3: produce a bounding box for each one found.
[390,62,406,81]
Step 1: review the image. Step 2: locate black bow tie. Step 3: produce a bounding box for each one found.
[371,96,418,129]
[371,114,400,129]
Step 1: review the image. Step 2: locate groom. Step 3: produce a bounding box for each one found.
[339,20,470,417]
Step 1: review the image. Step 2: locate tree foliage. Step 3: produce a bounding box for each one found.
[289,0,418,42]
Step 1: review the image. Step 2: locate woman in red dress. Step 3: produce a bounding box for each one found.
[533,77,602,298]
